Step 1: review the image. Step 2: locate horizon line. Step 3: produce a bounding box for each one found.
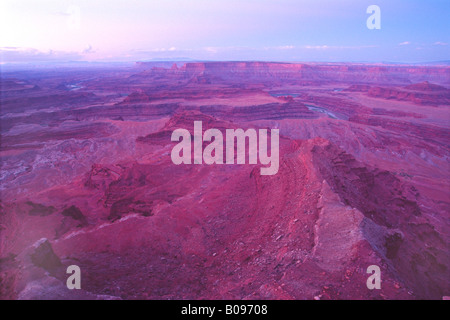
[2,59,450,67]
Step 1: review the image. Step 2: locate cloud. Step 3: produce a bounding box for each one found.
[305,45,330,50]
[0,47,84,63]
[304,45,377,50]
[277,45,295,50]
[399,41,411,46]
[137,47,180,53]
[433,41,448,46]
[204,47,218,54]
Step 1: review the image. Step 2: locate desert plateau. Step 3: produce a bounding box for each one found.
[0,61,449,300]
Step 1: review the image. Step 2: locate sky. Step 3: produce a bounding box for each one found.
[1,0,449,63]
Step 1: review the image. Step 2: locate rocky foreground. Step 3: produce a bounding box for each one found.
[0,62,449,299]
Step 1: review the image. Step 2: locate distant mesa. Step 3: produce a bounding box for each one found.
[345,81,449,106]
[404,81,448,92]
[130,61,450,88]
[121,90,151,104]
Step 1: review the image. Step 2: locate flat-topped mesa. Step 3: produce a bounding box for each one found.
[345,81,450,106]
[125,61,450,87]
[120,90,151,104]
[170,62,450,85]
[404,81,449,92]
[178,62,311,82]
[199,101,319,121]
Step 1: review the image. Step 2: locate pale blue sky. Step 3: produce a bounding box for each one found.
[1,0,449,63]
